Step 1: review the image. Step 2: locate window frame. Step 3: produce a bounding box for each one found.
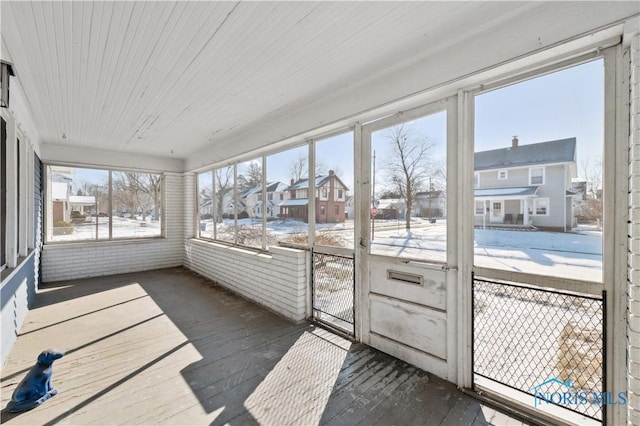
[529,166,545,185]
[531,198,549,216]
[475,200,485,216]
[497,170,508,180]
[44,163,165,244]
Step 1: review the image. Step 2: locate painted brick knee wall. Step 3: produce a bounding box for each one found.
[42,173,185,282]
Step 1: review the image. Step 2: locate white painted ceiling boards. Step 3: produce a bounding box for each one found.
[1,1,639,169]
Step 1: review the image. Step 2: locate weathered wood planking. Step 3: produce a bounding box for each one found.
[369,256,447,310]
[370,294,447,360]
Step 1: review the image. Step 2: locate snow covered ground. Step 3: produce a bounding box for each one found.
[51,216,161,242]
[199,217,603,281]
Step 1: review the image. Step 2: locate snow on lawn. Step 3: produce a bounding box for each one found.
[51,216,161,242]
[198,217,603,282]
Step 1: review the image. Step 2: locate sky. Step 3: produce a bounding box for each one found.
[61,58,604,193]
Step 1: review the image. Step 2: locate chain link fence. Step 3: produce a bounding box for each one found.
[312,251,355,335]
[473,276,605,421]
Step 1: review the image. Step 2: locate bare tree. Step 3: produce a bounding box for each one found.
[383,124,436,230]
[579,158,603,223]
[580,158,602,200]
[112,173,157,221]
[289,154,325,182]
[126,173,162,220]
[215,166,234,222]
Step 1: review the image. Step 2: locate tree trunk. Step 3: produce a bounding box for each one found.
[405,201,411,230]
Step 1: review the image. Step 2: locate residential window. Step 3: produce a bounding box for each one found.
[266,144,308,247]
[46,165,163,242]
[197,171,214,239]
[474,58,603,281]
[371,109,447,262]
[237,158,263,248]
[474,172,479,188]
[268,193,273,201]
[315,131,354,248]
[529,167,544,185]
[215,165,235,244]
[498,170,507,180]
[475,201,485,215]
[531,198,549,216]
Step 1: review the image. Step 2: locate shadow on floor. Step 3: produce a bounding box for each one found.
[2,267,521,425]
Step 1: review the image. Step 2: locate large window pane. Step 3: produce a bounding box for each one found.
[266,145,308,246]
[198,171,214,239]
[370,111,447,261]
[315,132,354,248]
[112,172,162,238]
[215,165,235,243]
[237,158,264,248]
[474,59,603,281]
[48,166,109,242]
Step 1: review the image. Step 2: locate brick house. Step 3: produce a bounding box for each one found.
[280,170,349,223]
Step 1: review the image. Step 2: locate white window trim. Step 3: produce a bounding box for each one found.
[497,170,508,180]
[44,164,166,244]
[474,200,485,216]
[531,198,549,216]
[529,166,545,185]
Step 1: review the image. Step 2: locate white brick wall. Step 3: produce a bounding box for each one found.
[629,34,640,424]
[184,239,307,322]
[42,173,185,282]
[181,172,306,322]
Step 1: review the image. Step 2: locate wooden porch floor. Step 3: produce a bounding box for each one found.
[1,267,527,425]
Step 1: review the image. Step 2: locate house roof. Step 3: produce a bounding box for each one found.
[288,174,350,192]
[474,186,539,198]
[474,138,576,171]
[279,199,309,207]
[265,181,288,193]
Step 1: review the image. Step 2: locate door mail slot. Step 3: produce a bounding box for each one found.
[387,270,423,286]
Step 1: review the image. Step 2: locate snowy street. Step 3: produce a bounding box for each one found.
[197,217,602,282]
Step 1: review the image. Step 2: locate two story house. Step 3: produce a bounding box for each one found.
[280,170,349,223]
[253,181,290,218]
[474,137,578,232]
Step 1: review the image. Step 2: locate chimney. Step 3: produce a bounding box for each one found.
[512,136,519,148]
[290,178,294,186]
[329,170,334,176]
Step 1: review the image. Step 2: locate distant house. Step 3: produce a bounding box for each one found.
[474,137,578,232]
[51,173,96,223]
[280,170,349,223]
[377,199,405,219]
[241,181,290,219]
[415,190,446,218]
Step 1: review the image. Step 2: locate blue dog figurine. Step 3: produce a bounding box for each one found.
[6,349,64,413]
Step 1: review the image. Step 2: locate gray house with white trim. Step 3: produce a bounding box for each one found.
[474,137,578,232]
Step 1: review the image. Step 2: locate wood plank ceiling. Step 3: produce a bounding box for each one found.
[0,1,636,161]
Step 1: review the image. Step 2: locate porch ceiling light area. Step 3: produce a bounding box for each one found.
[474,186,538,199]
